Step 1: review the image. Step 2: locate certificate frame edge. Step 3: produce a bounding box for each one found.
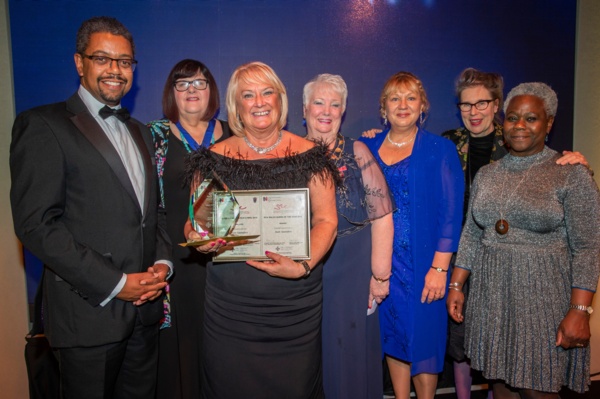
[212,188,311,262]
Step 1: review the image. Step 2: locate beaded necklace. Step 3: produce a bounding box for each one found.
[243,130,283,154]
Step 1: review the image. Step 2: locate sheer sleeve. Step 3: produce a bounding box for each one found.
[353,140,395,220]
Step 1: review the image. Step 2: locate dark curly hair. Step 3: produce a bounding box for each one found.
[76,16,135,56]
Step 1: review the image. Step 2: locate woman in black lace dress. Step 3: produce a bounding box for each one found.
[303,73,394,399]
[184,61,339,399]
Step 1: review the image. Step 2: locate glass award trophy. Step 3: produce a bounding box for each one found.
[180,172,259,247]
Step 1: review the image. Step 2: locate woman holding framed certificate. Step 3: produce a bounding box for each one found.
[184,61,339,399]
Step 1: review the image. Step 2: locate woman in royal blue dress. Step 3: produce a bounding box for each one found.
[303,73,394,399]
[360,71,464,399]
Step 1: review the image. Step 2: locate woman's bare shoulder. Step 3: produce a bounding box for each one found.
[281,130,315,153]
[210,136,243,154]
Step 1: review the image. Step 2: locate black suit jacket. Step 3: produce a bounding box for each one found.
[10,93,171,348]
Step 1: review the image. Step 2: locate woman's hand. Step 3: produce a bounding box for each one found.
[421,268,447,304]
[446,289,465,323]
[246,251,309,279]
[194,238,229,254]
[184,220,228,254]
[361,128,383,138]
[556,309,591,349]
[369,276,390,307]
[556,150,589,167]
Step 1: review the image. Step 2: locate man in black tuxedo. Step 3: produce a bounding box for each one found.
[10,17,172,399]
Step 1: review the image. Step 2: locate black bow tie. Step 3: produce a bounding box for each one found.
[99,105,130,122]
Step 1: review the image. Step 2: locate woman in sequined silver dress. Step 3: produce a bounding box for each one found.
[447,82,600,398]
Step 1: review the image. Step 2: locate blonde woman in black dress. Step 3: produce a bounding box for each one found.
[184,62,338,399]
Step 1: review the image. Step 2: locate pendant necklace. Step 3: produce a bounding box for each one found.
[244,130,283,154]
[386,128,417,148]
[495,161,536,235]
[176,119,216,153]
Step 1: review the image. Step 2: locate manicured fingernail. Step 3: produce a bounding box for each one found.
[265,251,271,255]
[210,242,216,247]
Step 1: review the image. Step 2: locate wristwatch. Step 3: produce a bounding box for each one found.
[569,304,593,315]
[297,260,311,278]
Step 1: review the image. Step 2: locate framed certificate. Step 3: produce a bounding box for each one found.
[213,188,311,262]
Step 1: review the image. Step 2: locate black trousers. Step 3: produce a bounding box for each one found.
[55,316,159,399]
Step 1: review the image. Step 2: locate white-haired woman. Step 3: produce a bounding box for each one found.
[447,82,600,398]
[303,73,394,399]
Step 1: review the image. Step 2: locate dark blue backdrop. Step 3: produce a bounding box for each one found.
[10,0,576,144]
[9,0,577,300]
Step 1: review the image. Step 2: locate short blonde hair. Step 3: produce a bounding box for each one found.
[226,61,288,137]
[379,71,430,121]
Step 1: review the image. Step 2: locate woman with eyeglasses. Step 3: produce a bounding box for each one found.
[147,59,231,399]
[442,68,588,399]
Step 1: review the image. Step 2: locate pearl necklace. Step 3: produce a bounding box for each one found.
[244,130,283,154]
[386,129,417,148]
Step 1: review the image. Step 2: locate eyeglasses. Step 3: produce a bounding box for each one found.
[457,99,495,112]
[174,79,209,91]
[79,54,137,71]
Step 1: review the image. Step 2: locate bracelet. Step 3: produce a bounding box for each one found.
[372,274,391,283]
[448,282,463,288]
[297,260,311,278]
[569,304,593,315]
[449,286,463,293]
[431,266,448,273]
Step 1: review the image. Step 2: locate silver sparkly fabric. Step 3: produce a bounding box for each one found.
[456,146,600,393]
